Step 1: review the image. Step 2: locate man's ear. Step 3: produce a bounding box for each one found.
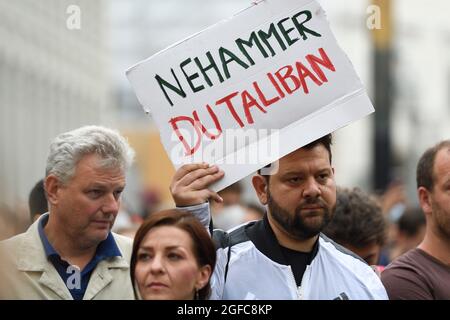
[252,175,268,205]
[45,175,61,206]
[418,186,432,216]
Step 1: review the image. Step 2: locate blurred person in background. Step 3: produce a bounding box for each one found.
[388,207,426,261]
[0,203,29,241]
[382,140,450,299]
[377,181,408,265]
[130,210,215,300]
[112,209,140,239]
[0,126,136,300]
[242,202,265,223]
[0,204,16,241]
[379,181,408,223]
[28,179,48,223]
[211,182,248,230]
[140,187,162,220]
[323,187,387,268]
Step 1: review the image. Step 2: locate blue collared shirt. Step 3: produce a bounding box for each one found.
[37,214,122,300]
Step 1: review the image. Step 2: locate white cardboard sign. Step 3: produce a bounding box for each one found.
[126,0,374,191]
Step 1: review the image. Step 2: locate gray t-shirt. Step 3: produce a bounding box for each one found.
[381,248,450,300]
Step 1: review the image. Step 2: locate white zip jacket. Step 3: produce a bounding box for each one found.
[183,203,388,300]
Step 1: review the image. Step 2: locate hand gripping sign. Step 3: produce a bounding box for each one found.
[126,0,374,192]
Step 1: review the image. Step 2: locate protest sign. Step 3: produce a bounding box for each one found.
[127,0,374,191]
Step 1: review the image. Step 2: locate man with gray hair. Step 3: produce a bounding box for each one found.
[0,126,136,299]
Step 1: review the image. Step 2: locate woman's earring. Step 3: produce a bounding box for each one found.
[195,289,200,300]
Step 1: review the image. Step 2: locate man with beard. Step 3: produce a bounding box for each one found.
[0,126,136,299]
[170,134,387,299]
[381,140,450,299]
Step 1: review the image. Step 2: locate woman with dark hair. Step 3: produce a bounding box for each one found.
[130,209,216,300]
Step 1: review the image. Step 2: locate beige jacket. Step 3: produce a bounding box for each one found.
[0,216,135,300]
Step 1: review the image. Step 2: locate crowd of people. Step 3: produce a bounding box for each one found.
[0,125,448,300]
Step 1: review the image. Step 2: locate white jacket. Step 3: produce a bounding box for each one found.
[184,203,388,300]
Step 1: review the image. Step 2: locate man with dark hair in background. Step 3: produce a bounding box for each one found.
[381,140,450,299]
[28,179,48,223]
[323,187,387,266]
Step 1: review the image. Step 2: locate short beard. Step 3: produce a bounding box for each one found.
[268,190,332,240]
[433,204,450,241]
